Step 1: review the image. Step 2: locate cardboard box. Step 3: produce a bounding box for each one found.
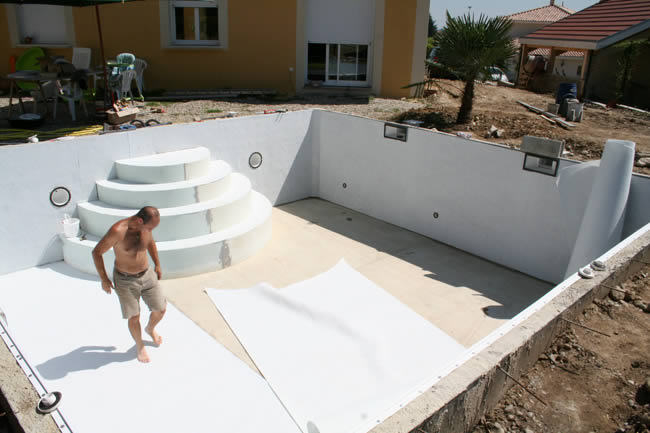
[106,107,139,125]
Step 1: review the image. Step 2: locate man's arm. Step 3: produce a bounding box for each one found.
[92,226,121,294]
[147,236,162,280]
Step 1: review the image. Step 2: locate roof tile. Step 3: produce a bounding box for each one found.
[524,0,650,42]
[506,4,574,22]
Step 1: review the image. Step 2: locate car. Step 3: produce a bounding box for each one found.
[425,47,459,79]
[479,66,511,84]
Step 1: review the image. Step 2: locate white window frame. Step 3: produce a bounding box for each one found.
[169,0,223,47]
[4,4,75,48]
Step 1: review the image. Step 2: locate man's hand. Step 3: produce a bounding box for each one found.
[101,278,114,294]
[155,265,162,280]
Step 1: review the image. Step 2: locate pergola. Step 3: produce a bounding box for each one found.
[517,0,650,96]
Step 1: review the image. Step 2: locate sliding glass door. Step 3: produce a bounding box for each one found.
[308,43,369,86]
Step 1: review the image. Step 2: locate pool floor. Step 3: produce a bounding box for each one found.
[163,198,552,372]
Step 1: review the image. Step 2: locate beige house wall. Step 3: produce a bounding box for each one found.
[1,1,426,97]
[381,0,417,98]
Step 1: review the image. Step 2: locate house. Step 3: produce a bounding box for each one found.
[0,0,430,98]
[518,0,650,107]
[502,0,575,81]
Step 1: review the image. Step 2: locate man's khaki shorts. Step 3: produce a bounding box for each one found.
[113,267,167,319]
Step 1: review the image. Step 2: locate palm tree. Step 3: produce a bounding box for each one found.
[437,12,515,124]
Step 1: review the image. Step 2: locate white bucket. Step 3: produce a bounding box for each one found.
[62,218,80,238]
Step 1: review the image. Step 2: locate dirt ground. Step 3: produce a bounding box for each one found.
[2,81,649,175]
[470,264,650,433]
[394,79,650,176]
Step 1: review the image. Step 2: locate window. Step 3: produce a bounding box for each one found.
[15,5,72,45]
[170,1,220,46]
[307,43,369,85]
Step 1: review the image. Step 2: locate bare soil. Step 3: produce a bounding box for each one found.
[470,264,650,433]
[1,84,649,175]
[393,80,650,176]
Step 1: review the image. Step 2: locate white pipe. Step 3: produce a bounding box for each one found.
[565,139,636,277]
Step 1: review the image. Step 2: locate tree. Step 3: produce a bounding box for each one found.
[428,15,438,38]
[614,38,650,103]
[436,12,515,124]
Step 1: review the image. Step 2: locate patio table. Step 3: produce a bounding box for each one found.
[6,71,54,118]
[6,71,81,119]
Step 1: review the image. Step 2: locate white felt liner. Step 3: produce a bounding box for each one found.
[0,263,300,433]
[207,260,466,433]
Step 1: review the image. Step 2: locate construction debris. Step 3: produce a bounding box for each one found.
[517,100,576,129]
[540,114,556,125]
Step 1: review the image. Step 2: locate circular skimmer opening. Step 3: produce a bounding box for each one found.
[249,152,263,169]
[50,187,71,207]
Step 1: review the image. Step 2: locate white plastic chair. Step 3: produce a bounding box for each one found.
[53,81,88,121]
[71,47,91,71]
[111,69,137,103]
[133,58,147,98]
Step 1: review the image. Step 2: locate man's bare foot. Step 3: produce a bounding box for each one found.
[137,345,150,363]
[145,326,163,346]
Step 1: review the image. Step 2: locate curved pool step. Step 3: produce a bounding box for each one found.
[63,191,272,279]
[79,174,253,241]
[97,160,232,208]
[116,146,212,184]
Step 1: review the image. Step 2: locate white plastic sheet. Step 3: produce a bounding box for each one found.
[0,263,300,433]
[207,260,466,433]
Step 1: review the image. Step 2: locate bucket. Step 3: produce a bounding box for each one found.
[62,217,80,238]
[556,82,577,104]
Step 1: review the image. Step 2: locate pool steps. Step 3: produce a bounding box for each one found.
[62,147,272,279]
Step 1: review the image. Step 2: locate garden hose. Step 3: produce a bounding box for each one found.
[0,125,103,141]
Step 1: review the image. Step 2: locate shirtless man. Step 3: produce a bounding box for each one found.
[92,206,166,363]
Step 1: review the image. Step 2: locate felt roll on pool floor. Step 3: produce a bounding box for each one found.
[0,263,300,433]
[207,260,467,433]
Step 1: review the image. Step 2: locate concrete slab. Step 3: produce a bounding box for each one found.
[163,198,552,372]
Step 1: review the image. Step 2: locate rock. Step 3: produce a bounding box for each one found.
[490,422,505,433]
[637,413,650,427]
[624,291,635,302]
[645,304,650,314]
[495,129,505,138]
[635,157,650,168]
[629,399,636,407]
[610,289,625,302]
[507,414,515,420]
[489,125,498,135]
[524,428,535,433]
[504,404,515,414]
[548,353,558,363]
[527,412,534,418]
[633,300,647,310]
[644,377,650,392]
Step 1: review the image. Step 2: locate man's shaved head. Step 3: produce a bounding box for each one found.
[135,206,160,224]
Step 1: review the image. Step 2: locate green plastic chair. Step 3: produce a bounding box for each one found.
[15,47,45,91]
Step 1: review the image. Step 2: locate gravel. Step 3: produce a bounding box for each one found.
[134,95,426,125]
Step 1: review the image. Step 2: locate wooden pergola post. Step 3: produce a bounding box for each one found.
[579,49,592,98]
[548,48,559,75]
[517,44,530,87]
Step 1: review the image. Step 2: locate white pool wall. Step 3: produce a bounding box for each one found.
[0,111,314,275]
[314,111,643,283]
[0,109,648,283]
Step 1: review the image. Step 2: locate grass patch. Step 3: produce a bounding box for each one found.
[145,102,159,107]
[206,109,223,114]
